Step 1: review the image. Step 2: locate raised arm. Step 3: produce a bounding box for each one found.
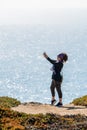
[43,52,56,64]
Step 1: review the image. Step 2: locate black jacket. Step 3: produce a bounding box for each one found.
[47,57,63,82]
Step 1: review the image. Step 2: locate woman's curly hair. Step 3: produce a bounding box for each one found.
[63,53,68,62]
[58,53,68,62]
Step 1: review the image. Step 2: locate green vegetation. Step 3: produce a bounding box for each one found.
[0,96,21,108]
[72,95,87,106]
[0,96,28,129]
[25,114,87,130]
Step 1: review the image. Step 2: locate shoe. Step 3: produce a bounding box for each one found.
[51,99,56,105]
[56,102,63,107]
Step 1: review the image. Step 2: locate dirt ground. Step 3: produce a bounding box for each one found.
[11,102,87,116]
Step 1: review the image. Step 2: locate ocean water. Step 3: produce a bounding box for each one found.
[0,24,87,104]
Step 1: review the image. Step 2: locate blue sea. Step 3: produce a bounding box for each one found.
[0,24,87,104]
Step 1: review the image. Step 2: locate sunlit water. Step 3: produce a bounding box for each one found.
[0,24,87,104]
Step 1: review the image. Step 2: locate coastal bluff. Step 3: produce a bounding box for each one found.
[0,96,87,129]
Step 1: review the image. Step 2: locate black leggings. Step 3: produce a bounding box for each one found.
[50,80,62,98]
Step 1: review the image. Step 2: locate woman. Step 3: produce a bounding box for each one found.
[43,52,68,106]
